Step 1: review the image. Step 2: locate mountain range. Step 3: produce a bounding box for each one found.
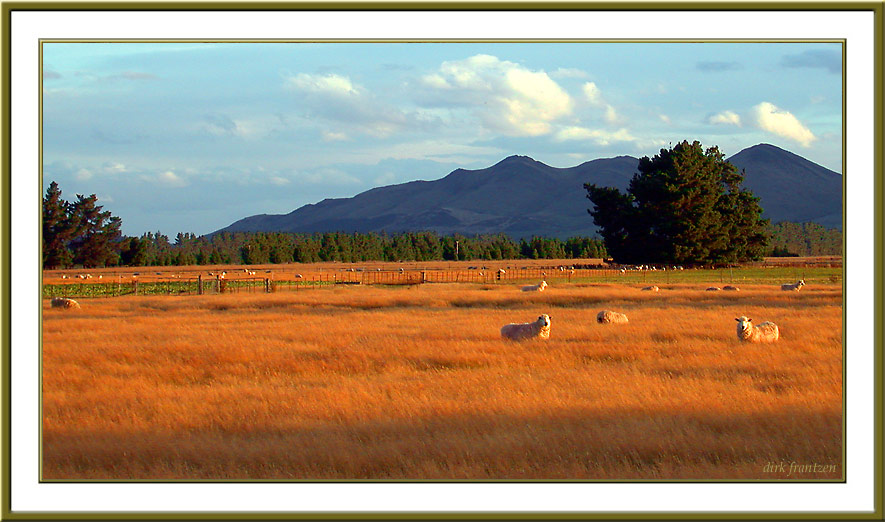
[216,143,843,239]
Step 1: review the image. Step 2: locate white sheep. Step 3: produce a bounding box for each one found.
[723,285,740,291]
[706,287,721,291]
[521,280,547,292]
[735,316,779,343]
[501,314,551,341]
[597,310,628,324]
[781,280,806,291]
[50,297,80,309]
[641,285,659,292]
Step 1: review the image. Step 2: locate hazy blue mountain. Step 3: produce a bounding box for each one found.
[216,143,842,238]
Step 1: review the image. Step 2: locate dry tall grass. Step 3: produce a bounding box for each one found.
[42,282,842,480]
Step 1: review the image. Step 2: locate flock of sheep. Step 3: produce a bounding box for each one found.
[499,279,806,343]
[50,275,808,345]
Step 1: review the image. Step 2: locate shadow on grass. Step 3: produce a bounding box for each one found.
[43,406,842,481]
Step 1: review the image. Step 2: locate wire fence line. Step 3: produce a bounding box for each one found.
[42,260,841,300]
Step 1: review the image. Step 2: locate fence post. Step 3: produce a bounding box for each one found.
[216,275,221,293]
[198,274,203,295]
[265,278,270,293]
[133,280,138,295]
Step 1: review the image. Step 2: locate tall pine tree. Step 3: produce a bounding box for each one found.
[42,181,76,269]
[68,193,123,268]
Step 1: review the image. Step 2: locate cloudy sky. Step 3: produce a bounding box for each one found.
[42,42,842,237]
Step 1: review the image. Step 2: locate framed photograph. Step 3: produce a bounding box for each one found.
[4,2,882,520]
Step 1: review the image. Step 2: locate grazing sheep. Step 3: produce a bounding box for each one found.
[735,316,779,343]
[50,297,80,309]
[641,285,659,292]
[781,280,806,291]
[723,285,740,291]
[706,287,721,291]
[501,314,551,341]
[521,280,547,292]
[597,310,628,324]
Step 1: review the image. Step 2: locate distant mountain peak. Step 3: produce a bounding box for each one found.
[495,155,539,166]
[215,144,843,237]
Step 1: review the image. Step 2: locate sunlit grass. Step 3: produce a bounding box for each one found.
[42,281,842,480]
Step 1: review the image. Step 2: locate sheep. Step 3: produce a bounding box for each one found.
[781,280,806,291]
[501,314,551,341]
[735,316,779,343]
[706,287,721,291]
[597,310,628,324]
[521,280,547,292]
[641,285,659,292]
[50,297,80,309]
[723,285,740,291]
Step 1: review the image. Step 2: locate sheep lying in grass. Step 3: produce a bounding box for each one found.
[706,286,721,291]
[735,316,779,343]
[521,280,547,292]
[501,314,551,341]
[597,310,628,324]
[50,297,80,309]
[641,285,659,292]
[723,285,740,291]
[781,280,806,291]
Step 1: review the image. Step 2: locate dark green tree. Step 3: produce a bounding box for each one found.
[68,194,123,267]
[42,181,75,269]
[585,140,769,266]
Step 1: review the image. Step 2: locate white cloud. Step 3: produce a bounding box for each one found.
[603,105,620,124]
[752,102,817,147]
[582,82,602,104]
[286,73,360,97]
[231,116,286,139]
[708,110,742,127]
[554,126,636,145]
[322,131,349,142]
[659,114,671,125]
[269,176,290,186]
[582,81,621,125]
[102,161,127,173]
[286,73,419,138]
[74,168,92,181]
[422,54,573,137]
[157,170,187,187]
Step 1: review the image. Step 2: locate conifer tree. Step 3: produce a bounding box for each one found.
[585,140,769,266]
[42,181,75,269]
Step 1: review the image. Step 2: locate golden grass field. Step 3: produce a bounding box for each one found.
[42,276,842,480]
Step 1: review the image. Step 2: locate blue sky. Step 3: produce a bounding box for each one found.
[42,42,842,237]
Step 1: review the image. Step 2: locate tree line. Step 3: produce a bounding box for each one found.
[111,230,608,268]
